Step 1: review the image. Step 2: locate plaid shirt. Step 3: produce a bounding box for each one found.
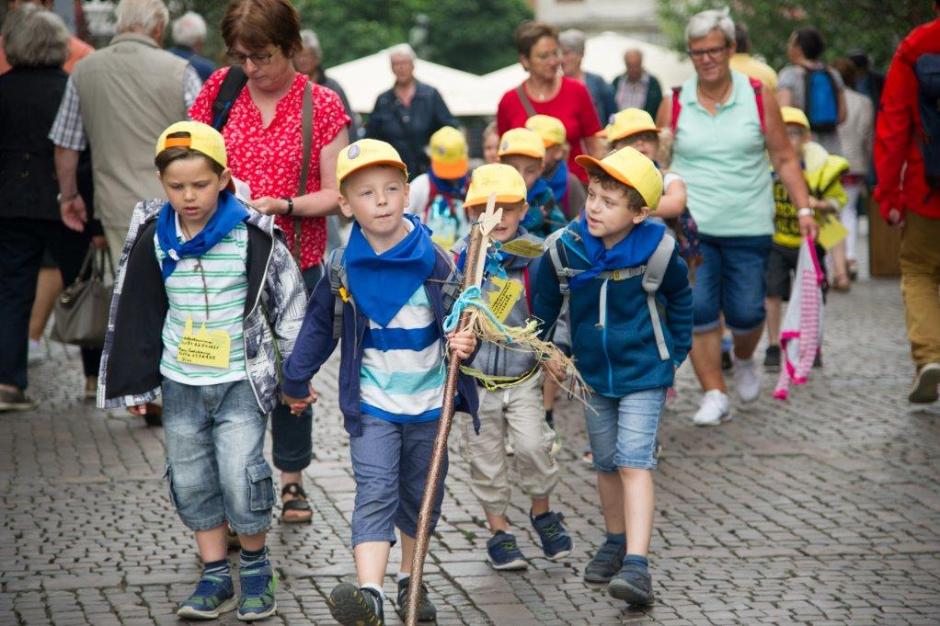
[49,65,201,151]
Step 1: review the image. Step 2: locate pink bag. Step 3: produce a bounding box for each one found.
[774,238,824,400]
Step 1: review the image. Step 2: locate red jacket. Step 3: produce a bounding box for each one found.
[874,17,940,221]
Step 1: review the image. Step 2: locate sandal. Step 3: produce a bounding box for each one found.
[281,483,313,524]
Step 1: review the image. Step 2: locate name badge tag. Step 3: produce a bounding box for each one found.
[177,317,231,369]
[488,277,524,323]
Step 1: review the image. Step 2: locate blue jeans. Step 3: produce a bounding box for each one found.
[162,379,274,535]
[348,414,446,547]
[586,389,666,471]
[271,264,322,472]
[692,234,772,334]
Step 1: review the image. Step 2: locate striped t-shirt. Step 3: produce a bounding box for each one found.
[360,286,446,423]
[155,216,249,385]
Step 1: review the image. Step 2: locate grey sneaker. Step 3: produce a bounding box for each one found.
[0,387,37,412]
[608,562,654,606]
[583,539,626,583]
[909,363,940,404]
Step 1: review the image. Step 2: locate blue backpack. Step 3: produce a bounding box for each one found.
[915,53,940,191]
[804,67,839,132]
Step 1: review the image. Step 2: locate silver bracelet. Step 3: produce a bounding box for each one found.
[797,207,814,218]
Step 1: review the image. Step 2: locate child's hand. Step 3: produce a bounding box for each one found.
[127,404,148,416]
[447,327,476,361]
[540,353,568,382]
[283,384,318,415]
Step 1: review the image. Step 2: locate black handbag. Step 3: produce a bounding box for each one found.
[51,245,114,348]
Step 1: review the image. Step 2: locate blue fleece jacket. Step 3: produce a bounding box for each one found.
[534,221,693,398]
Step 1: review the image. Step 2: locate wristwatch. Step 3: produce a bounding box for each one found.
[57,192,78,203]
[797,207,815,218]
[283,197,294,215]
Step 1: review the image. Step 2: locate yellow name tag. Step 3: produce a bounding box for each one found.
[817,215,848,250]
[177,317,231,369]
[488,277,524,323]
[499,238,544,258]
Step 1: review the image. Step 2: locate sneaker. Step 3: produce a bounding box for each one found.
[732,356,760,402]
[27,338,45,365]
[583,539,626,583]
[763,345,781,371]
[328,583,384,626]
[0,386,37,412]
[531,510,572,560]
[486,531,527,570]
[581,448,594,466]
[909,362,940,404]
[177,575,236,620]
[237,564,277,621]
[396,576,436,622]
[692,390,732,426]
[608,562,654,606]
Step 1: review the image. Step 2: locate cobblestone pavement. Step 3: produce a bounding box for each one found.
[2,254,939,626]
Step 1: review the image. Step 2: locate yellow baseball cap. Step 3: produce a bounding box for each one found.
[598,108,658,142]
[464,163,527,208]
[497,128,546,160]
[575,146,663,210]
[337,139,408,186]
[525,114,566,147]
[156,121,228,169]
[781,106,810,130]
[428,126,469,179]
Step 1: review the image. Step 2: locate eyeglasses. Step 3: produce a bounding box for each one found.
[786,128,806,139]
[227,49,275,66]
[687,45,729,60]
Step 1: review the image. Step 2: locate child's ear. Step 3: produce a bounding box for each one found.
[338,193,354,219]
[403,181,410,208]
[632,206,651,224]
[218,168,233,191]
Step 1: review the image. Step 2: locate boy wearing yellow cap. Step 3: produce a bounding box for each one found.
[526,114,587,220]
[452,164,573,571]
[407,126,471,249]
[281,139,478,625]
[498,127,567,238]
[764,107,849,370]
[534,147,693,607]
[97,121,308,621]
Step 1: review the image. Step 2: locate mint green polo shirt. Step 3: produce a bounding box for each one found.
[671,70,774,237]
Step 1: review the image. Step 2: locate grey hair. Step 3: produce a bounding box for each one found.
[685,8,735,45]
[388,43,416,61]
[171,11,206,47]
[558,29,586,55]
[114,0,169,35]
[300,29,321,58]
[1,4,70,68]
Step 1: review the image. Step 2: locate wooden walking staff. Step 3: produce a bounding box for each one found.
[406,194,502,626]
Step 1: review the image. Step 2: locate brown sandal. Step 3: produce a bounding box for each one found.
[281,483,313,524]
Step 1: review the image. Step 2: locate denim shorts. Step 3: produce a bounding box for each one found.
[348,414,446,548]
[585,388,666,471]
[692,234,772,334]
[162,379,274,535]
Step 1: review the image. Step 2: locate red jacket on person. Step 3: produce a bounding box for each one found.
[874,16,940,221]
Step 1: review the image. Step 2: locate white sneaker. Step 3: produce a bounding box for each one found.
[27,338,45,365]
[693,390,732,426]
[733,356,761,403]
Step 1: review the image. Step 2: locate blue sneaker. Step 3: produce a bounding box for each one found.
[237,564,277,621]
[583,539,626,583]
[608,562,654,606]
[530,511,572,560]
[486,531,528,570]
[176,574,237,620]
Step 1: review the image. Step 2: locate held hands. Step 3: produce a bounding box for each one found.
[60,196,88,232]
[540,353,568,382]
[283,383,319,416]
[252,197,289,216]
[127,404,148,416]
[447,327,477,361]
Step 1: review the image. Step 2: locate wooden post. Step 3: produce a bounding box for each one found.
[406,195,501,625]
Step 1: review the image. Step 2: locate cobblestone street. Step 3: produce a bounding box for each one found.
[2,257,939,625]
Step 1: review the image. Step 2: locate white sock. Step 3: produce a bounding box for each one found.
[360,582,384,599]
[396,572,410,583]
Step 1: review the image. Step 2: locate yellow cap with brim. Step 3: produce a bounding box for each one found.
[575,146,663,210]
[428,126,469,179]
[598,108,658,142]
[337,139,408,186]
[156,121,228,169]
[497,128,546,160]
[781,106,810,130]
[464,163,527,208]
[525,114,566,147]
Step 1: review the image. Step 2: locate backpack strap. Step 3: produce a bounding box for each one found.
[516,84,537,119]
[641,234,676,361]
[292,81,314,263]
[327,247,348,341]
[670,86,682,136]
[749,77,766,134]
[211,66,248,131]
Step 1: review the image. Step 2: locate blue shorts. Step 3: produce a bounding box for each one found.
[162,379,273,535]
[586,388,666,471]
[692,234,772,334]
[348,414,447,547]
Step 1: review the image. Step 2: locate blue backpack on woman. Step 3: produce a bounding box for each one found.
[915,53,940,191]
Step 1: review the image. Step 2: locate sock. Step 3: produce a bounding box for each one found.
[203,558,231,580]
[360,582,384,599]
[239,547,269,571]
[397,572,409,583]
[606,532,626,546]
[531,510,552,523]
[623,554,649,569]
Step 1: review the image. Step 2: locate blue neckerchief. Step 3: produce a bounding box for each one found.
[568,216,666,290]
[156,190,249,281]
[543,160,569,208]
[526,176,550,205]
[344,213,437,327]
[428,170,468,199]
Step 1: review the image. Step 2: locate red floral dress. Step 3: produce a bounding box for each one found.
[190,68,350,270]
